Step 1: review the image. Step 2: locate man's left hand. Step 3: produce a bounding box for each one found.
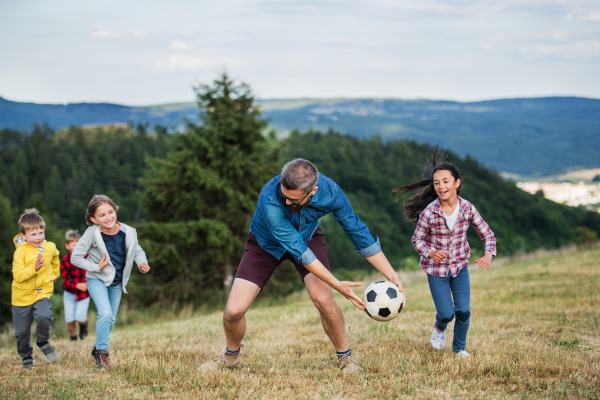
[140,263,151,273]
[390,275,406,309]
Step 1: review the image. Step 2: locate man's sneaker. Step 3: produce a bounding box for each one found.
[96,350,109,369]
[200,346,243,372]
[338,355,363,373]
[455,350,471,358]
[22,358,35,370]
[79,322,88,340]
[37,342,58,362]
[430,323,446,350]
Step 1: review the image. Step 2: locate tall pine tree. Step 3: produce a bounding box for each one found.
[140,73,279,303]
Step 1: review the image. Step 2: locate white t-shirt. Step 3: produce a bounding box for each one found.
[443,204,460,232]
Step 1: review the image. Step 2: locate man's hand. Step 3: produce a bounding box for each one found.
[475,253,493,269]
[139,263,150,273]
[389,275,407,309]
[98,253,109,271]
[429,250,448,263]
[334,281,365,310]
[75,282,88,291]
[34,254,46,272]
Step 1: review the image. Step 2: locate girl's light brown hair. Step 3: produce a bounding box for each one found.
[85,195,119,225]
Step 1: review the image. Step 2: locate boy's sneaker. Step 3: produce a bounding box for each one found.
[455,350,471,358]
[200,346,243,372]
[338,355,363,373]
[430,323,446,350]
[37,342,58,362]
[79,322,88,340]
[22,358,35,370]
[96,350,109,369]
[91,347,99,362]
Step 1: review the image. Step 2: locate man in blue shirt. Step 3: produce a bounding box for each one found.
[201,159,406,373]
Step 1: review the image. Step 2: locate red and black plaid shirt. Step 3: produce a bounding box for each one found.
[412,197,497,277]
[60,253,90,301]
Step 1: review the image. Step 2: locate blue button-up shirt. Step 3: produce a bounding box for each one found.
[249,173,382,264]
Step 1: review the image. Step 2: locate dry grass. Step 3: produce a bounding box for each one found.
[1,248,599,399]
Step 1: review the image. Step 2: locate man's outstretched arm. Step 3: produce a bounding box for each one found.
[303,258,366,311]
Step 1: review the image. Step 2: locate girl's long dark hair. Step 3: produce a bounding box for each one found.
[392,145,462,223]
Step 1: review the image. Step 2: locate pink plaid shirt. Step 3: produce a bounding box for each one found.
[411,197,497,277]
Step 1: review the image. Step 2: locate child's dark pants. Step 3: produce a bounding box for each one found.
[12,298,53,359]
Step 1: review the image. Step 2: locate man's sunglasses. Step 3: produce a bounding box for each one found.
[279,186,314,206]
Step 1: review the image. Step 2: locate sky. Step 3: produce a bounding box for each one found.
[1,0,599,105]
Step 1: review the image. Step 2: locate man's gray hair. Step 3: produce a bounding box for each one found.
[281,159,319,193]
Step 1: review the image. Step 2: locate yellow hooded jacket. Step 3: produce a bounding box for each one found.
[12,234,60,306]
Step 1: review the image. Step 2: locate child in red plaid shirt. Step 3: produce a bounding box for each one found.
[394,146,496,357]
[60,230,90,341]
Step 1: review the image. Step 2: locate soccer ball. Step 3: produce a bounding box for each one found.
[363,281,403,322]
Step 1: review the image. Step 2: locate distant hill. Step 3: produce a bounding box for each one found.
[1,96,599,176]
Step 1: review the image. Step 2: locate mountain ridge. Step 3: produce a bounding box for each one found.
[1,96,599,176]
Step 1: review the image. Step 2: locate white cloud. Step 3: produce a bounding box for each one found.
[154,55,240,72]
[581,10,600,21]
[552,31,567,42]
[169,41,195,50]
[366,61,403,71]
[537,40,600,57]
[90,23,146,39]
[565,8,600,21]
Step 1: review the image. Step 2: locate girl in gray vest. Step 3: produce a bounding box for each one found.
[71,194,150,369]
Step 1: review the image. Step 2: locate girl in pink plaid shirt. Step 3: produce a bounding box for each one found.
[394,146,496,357]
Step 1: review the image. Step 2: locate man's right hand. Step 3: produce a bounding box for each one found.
[34,254,45,271]
[334,281,365,311]
[75,282,88,291]
[98,253,109,271]
[429,250,448,263]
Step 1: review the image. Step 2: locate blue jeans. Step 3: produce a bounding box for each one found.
[87,279,122,351]
[427,267,470,353]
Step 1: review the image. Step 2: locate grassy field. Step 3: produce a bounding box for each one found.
[0,248,599,399]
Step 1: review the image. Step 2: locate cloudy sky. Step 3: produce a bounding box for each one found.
[1,0,599,105]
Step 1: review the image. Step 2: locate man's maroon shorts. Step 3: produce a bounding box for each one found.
[235,226,330,289]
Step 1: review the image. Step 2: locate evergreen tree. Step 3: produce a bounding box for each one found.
[0,191,14,325]
[140,73,279,303]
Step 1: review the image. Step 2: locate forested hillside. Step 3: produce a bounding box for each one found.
[2,121,600,327]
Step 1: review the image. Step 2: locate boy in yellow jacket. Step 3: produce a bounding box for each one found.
[12,208,60,369]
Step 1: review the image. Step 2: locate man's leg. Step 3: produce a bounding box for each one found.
[304,273,348,352]
[201,277,261,372]
[223,278,261,351]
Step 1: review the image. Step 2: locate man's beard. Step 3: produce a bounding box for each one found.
[286,196,313,213]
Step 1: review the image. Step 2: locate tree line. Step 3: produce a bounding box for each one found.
[2,74,599,326]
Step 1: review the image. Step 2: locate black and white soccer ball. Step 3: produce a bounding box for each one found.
[363,281,403,322]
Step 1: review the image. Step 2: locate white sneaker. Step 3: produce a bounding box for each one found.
[455,350,471,358]
[430,323,446,350]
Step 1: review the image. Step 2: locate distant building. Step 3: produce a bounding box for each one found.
[517,181,600,211]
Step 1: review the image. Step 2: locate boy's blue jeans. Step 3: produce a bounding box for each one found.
[427,266,471,353]
[87,279,122,351]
